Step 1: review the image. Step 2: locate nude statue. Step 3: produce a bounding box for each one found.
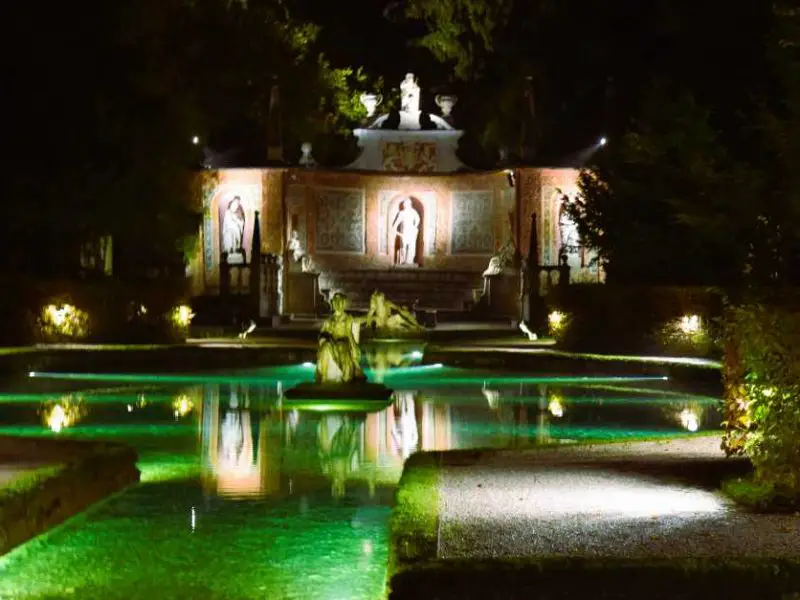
[391,199,421,266]
[364,291,424,333]
[316,293,365,384]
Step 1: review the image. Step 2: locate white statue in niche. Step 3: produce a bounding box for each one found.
[391,199,421,266]
[400,73,420,114]
[222,195,246,263]
[287,230,318,273]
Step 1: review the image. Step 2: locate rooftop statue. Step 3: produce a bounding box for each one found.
[400,73,421,114]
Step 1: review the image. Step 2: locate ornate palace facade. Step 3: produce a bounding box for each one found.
[190,74,602,321]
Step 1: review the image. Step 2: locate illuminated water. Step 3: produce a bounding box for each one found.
[0,362,720,599]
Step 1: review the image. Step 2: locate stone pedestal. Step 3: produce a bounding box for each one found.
[285,272,321,316]
[259,254,281,319]
[483,270,522,320]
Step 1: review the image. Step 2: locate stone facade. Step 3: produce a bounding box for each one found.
[193,165,599,315]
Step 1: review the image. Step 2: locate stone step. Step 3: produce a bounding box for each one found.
[316,268,486,311]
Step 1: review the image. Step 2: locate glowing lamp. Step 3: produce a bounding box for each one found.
[173,394,194,419]
[548,311,564,327]
[409,350,423,360]
[678,314,701,335]
[599,136,608,146]
[548,396,565,418]
[173,305,195,327]
[192,136,200,145]
[47,405,69,433]
[41,302,89,338]
[679,409,699,432]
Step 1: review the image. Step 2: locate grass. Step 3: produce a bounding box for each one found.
[388,451,442,578]
[388,556,800,599]
[0,465,65,503]
[722,475,800,513]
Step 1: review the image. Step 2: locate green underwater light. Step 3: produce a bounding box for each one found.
[380,369,671,386]
[27,365,312,386]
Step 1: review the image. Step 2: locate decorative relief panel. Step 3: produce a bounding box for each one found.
[381,142,437,172]
[314,187,365,253]
[450,191,495,254]
[540,186,558,266]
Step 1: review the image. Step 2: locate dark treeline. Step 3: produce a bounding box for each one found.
[5,0,799,287]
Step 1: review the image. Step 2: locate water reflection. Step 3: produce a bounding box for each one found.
[195,382,583,499]
[28,375,721,501]
[362,341,424,383]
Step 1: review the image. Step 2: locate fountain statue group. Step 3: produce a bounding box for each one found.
[316,291,423,384]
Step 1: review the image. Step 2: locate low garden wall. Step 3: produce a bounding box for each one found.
[545,284,724,358]
[0,277,191,346]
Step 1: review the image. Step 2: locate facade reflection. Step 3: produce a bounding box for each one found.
[193,379,717,501]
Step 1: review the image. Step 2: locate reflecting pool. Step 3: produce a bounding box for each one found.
[0,363,720,599]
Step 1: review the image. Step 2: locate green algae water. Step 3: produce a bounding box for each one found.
[0,365,720,599]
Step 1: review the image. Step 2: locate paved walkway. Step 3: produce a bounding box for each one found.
[438,436,800,560]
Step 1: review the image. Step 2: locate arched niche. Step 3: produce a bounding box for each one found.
[386,195,425,267]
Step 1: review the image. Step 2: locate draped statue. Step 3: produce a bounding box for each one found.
[316,293,365,384]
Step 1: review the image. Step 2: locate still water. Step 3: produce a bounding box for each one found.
[0,361,720,599]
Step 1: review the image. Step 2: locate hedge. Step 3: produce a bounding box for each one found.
[545,284,724,357]
[722,293,800,498]
[0,276,190,345]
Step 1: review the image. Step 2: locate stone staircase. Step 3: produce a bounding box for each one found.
[318,269,485,311]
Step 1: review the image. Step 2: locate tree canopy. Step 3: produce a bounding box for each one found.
[569,2,800,286]
[6,0,367,278]
[402,0,799,285]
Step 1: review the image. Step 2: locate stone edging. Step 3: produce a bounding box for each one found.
[0,438,140,557]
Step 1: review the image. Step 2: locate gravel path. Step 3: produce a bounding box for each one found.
[439,436,800,560]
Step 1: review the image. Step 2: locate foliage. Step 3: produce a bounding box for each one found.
[722,300,800,496]
[181,0,370,165]
[658,315,719,358]
[549,284,723,357]
[7,0,369,282]
[569,4,800,287]
[37,301,91,342]
[721,476,800,513]
[404,0,512,80]
[570,84,760,285]
[401,0,616,163]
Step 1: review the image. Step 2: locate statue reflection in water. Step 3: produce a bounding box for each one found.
[391,392,419,460]
[317,415,361,498]
[219,388,251,471]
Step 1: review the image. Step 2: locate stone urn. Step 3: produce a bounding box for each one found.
[435,94,458,118]
[360,93,383,118]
